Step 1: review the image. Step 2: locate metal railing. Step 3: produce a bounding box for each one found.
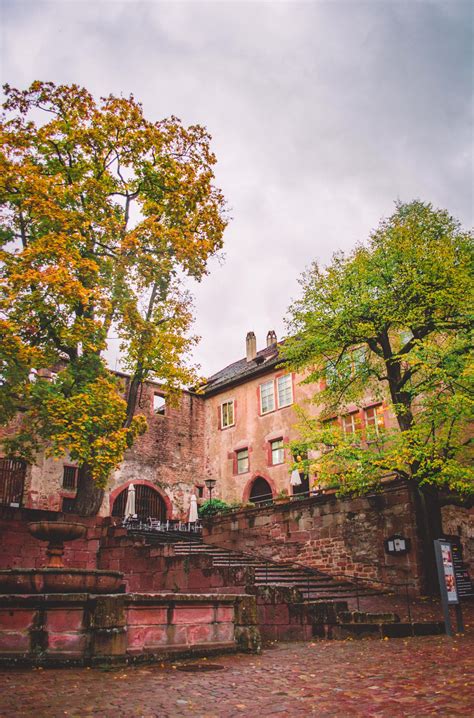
[122,516,202,533]
[209,543,414,621]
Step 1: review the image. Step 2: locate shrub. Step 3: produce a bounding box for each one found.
[198,498,231,518]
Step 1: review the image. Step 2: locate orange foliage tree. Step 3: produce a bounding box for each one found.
[0,81,227,514]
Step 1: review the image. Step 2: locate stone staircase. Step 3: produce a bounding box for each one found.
[131,529,378,602]
[128,529,446,639]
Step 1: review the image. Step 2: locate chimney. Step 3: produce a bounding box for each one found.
[266,330,277,347]
[246,331,257,362]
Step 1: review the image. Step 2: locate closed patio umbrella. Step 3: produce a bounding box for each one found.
[290,469,302,487]
[124,483,136,517]
[189,494,199,523]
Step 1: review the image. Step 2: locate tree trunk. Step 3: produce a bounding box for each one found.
[412,483,443,595]
[72,463,104,516]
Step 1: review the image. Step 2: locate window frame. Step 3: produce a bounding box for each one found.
[270,438,285,466]
[276,374,293,409]
[62,464,78,491]
[236,447,249,475]
[364,404,385,435]
[220,399,235,429]
[153,392,166,416]
[260,379,276,415]
[341,412,361,436]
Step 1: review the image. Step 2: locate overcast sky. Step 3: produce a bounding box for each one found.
[1,0,472,376]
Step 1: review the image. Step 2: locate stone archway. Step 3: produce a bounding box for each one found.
[247,476,274,505]
[111,482,169,520]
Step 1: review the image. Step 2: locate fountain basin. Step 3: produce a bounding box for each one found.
[0,568,124,594]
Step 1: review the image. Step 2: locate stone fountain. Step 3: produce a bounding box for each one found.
[0,520,123,594]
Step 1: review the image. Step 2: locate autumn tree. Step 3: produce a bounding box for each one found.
[283,201,473,590]
[0,81,227,515]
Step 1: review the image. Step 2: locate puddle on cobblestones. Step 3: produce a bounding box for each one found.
[177,663,226,672]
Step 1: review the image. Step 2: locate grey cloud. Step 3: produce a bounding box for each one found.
[2,0,472,375]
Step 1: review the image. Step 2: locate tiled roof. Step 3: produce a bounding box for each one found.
[202,343,283,395]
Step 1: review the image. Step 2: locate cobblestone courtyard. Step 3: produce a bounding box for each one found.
[0,633,473,718]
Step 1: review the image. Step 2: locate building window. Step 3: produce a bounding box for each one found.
[221,400,235,428]
[236,448,249,474]
[62,465,78,491]
[341,412,361,436]
[270,439,284,465]
[195,485,204,499]
[260,380,275,414]
[277,374,293,408]
[364,405,385,434]
[153,393,166,415]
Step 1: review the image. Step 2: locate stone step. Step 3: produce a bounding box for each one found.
[337,611,400,624]
[329,622,445,640]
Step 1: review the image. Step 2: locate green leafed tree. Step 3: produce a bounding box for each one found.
[283,200,473,589]
[0,81,227,515]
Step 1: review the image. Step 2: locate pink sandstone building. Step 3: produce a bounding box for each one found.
[0,330,399,521]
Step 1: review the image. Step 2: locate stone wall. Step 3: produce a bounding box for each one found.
[0,507,107,571]
[0,379,207,520]
[441,504,474,567]
[203,482,424,591]
[0,592,257,666]
[98,530,252,594]
[109,380,206,519]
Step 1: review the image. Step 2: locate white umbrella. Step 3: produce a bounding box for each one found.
[124,483,136,517]
[290,469,302,487]
[189,494,199,523]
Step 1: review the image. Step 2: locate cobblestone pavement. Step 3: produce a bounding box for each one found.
[0,633,473,718]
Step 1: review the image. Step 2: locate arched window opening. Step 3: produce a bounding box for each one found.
[249,476,273,505]
[112,484,167,521]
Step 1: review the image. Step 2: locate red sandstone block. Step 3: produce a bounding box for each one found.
[210,573,225,588]
[127,608,168,626]
[47,632,86,653]
[0,631,30,652]
[214,622,234,643]
[47,609,84,632]
[264,604,289,625]
[216,606,233,623]
[0,610,35,631]
[172,606,214,625]
[86,528,102,540]
[186,623,214,644]
[166,624,188,646]
[127,625,167,649]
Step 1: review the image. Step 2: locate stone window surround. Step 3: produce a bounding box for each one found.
[220,399,235,429]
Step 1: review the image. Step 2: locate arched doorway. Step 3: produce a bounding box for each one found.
[249,476,273,505]
[112,484,167,521]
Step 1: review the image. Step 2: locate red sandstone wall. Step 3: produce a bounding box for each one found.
[203,483,424,591]
[0,508,109,570]
[110,381,207,519]
[0,379,207,520]
[97,531,250,594]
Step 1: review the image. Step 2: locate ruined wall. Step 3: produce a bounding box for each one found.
[203,482,424,591]
[108,381,206,519]
[0,379,207,520]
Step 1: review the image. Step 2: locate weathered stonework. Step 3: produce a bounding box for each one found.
[203,482,424,591]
